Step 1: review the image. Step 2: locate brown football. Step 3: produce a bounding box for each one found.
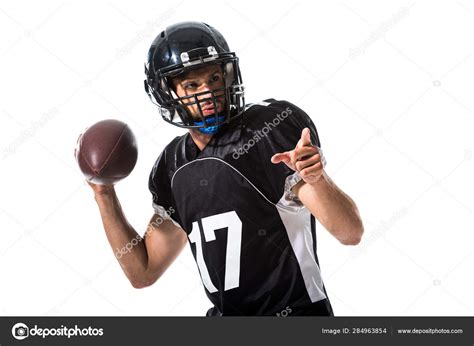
[75,119,138,185]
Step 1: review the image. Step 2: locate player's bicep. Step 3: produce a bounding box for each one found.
[143,213,188,281]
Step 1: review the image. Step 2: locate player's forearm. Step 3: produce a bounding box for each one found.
[94,190,150,287]
[294,171,364,245]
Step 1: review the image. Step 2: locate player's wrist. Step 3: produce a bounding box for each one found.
[92,184,116,201]
[305,170,327,187]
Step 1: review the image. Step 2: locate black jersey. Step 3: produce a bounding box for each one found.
[149,99,333,316]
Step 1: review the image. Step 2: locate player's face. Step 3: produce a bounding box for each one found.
[172,64,226,120]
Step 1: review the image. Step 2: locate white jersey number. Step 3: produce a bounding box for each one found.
[188,211,242,293]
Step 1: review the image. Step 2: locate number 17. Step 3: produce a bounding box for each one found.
[188,211,242,293]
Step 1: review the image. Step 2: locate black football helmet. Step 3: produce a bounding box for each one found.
[144,21,245,133]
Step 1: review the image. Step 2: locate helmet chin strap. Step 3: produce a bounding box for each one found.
[193,113,226,135]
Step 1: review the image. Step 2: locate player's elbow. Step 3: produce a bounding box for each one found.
[129,276,156,289]
[130,279,147,289]
[340,236,361,246]
[339,223,364,246]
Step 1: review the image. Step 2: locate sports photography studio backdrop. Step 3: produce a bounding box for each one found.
[0,0,472,316]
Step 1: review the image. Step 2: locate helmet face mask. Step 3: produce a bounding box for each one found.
[144,22,245,133]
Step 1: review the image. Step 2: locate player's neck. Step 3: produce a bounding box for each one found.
[189,129,213,152]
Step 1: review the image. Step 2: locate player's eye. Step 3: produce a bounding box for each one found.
[183,82,198,90]
[209,74,221,83]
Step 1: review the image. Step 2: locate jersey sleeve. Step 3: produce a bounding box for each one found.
[257,100,325,210]
[148,149,183,229]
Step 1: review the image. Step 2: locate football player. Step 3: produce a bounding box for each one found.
[90,21,364,316]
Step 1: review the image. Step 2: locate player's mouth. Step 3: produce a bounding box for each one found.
[202,104,220,116]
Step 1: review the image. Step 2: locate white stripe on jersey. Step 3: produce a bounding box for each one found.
[277,198,327,303]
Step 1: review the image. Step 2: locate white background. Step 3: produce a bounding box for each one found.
[0,0,472,316]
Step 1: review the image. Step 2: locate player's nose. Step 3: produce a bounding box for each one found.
[198,81,212,92]
[197,85,213,101]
